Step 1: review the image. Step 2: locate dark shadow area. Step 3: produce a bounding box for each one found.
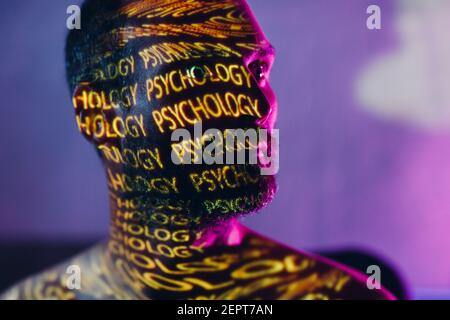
[0,241,97,293]
[319,249,409,300]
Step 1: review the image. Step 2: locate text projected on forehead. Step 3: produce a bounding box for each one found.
[146,63,253,101]
[119,0,239,19]
[138,42,242,70]
[106,0,256,48]
[86,41,266,84]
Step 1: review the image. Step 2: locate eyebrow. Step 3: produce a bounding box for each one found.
[259,43,276,59]
[265,44,276,55]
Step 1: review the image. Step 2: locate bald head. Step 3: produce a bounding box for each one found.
[66,0,278,227]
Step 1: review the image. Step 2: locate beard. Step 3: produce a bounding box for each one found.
[104,121,278,230]
[189,166,277,230]
[106,160,277,231]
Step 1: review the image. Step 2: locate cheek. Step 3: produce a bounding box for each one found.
[147,86,269,134]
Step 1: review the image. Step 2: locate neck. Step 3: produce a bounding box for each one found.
[105,191,248,298]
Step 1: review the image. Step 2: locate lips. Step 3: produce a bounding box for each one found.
[255,103,277,170]
[256,131,273,168]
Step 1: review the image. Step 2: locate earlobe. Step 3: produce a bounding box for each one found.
[72,82,107,145]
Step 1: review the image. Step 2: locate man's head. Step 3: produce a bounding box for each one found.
[66,0,278,227]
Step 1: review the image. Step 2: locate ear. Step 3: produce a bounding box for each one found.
[72,82,107,145]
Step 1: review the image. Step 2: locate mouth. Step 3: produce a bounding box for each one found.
[257,134,274,170]
[254,100,278,174]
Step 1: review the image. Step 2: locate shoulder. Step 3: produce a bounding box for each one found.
[244,231,396,300]
[0,243,123,300]
[0,264,76,300]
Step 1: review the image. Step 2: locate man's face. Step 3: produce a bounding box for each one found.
[72,0,278,226]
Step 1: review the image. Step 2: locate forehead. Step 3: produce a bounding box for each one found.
[116,0,264,36]
[82,0,274,85]
[100,0,270,56]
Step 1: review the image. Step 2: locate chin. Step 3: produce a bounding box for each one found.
[187,171,278,230]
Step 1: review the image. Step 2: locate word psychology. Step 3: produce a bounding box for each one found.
[152,92,261,133]
[146,63,252,101]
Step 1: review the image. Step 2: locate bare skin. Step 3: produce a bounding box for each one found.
[0,223,393,300]
[1,0,394,300]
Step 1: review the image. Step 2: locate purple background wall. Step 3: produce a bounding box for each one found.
[1,0,450,296]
